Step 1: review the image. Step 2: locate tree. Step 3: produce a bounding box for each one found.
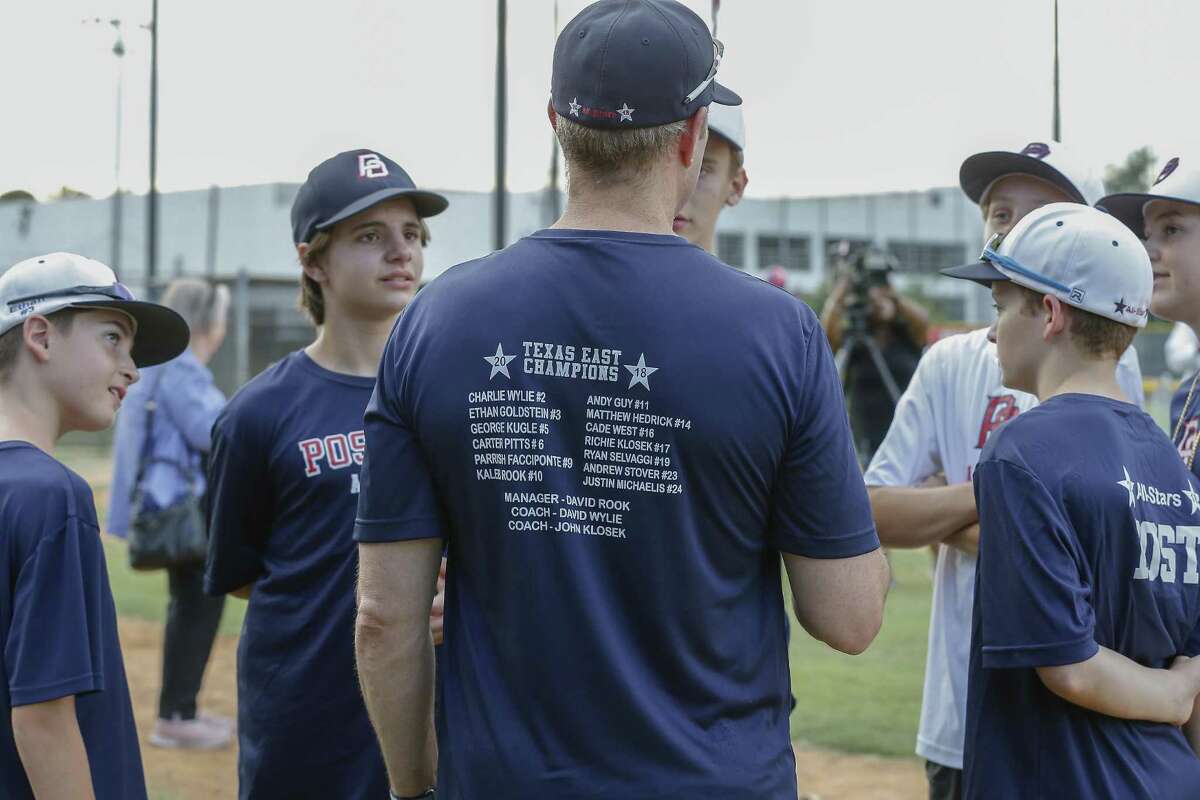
[0,190,35,204]
[50,186,92,201]
[1104,147,1157,194]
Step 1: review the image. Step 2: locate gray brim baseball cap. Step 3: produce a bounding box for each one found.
[0,253,190,367]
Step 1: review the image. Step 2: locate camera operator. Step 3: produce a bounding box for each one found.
[820,257,929,463]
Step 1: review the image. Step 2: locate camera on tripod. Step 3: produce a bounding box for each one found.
[831,242,898,333]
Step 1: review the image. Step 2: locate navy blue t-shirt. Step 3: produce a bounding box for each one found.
[966,395,1200,799]
[355,229,879,799]
[204,352,387,799]
[1171,371,1200,481]
[0,442,145,799]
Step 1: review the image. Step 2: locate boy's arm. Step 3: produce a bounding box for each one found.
[868,483,978,548]
[1184,689,1200,755]
[865,341,978,548]
[11,696,95,799]
[1037,647,1200,726]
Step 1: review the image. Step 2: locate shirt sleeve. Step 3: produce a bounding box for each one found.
[767,322,880,558]
[204,403,273,595]
[354,316,449,544]
[974,458,1098,669]
[863,343,943,487]
[1116,344,1145,409]
[159,362,227,454]
[6,516,108,706]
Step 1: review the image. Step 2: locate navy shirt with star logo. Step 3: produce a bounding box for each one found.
[0,442,145,799]
[355,228,879,799]
[205,351,388,799]
[966,394,1200,799]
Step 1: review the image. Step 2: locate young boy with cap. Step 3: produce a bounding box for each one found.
[672,100,748,253]
[942,203,1200,798]
[0,252,189,798]
[352,2,888,798]
[863,140,1143,800]
[202,149,447,799]
[1101,158,1200,480]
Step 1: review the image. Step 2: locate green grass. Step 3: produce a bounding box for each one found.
[787,549,931,757]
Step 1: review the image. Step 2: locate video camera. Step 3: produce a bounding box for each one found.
[829,241,897,330]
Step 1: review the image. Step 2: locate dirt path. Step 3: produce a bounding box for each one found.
[119,618,924,799]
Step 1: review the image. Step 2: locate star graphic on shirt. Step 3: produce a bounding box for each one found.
[617,102,635,122]
[1185,485,1200,515]
[568,97,581,117]
[624,353,659,391]
[1114,297,1128,314]
[1118,466,1136,508]
[484,343,516,380]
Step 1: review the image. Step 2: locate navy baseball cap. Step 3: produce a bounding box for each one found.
[552,0,741,130]
[291,149,449,245]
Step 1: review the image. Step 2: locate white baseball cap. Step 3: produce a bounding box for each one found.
[708,101,745,152]
[0,252,190,367]
[960,140,1105,207]
[941,203,1152,328]
[1098,156,1200,237]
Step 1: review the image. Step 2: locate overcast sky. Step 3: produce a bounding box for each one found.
[4,0,1197,201]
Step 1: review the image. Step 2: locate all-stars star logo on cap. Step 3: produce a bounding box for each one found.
[484,343,517,380]
[1114,297,1128,315]
[617,102,635,122]
[569,97,581,117]
[624,353,658,391]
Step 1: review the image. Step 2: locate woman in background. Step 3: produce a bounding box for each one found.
[108,277,232,750]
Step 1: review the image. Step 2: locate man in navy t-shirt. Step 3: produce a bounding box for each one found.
[0,252,190,797]
[943,203,1200,798]
[204,149,448,798]
[352,3,890,799]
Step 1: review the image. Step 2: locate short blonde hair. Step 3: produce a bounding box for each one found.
[161,278,230,337]
[298,219,431,326]
[555,116,689,185]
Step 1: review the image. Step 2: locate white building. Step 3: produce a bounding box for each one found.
[0,181,991,322]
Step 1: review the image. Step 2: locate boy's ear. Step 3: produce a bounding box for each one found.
[22,315,53,364]
[297,244,328,287]
[1042,295,1069,341]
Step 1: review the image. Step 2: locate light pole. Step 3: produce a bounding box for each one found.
[147,0,160,297]
[494,0,508,251]
[84,18,126,272]
[1052,0,1061,141]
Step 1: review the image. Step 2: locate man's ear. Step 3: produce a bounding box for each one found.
[679,106,709,168]
[726,166,748,208]
[1042,295,1069,340]
[547,99,558,132]
[297,243,327,287]
[22,315,53,364]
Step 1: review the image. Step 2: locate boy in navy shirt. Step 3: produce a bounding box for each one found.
[943,204,1200,798]
[0,252,188,798]
[203,149,447,799]
[353,2,890,799]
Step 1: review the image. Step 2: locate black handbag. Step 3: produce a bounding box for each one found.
[127,372,210,571]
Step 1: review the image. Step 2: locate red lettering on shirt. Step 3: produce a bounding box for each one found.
[976,395,1019,450]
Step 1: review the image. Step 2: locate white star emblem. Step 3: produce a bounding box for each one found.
[1186,485,1200,515]
[624,353,658,391]
[617,102,634,122]
[1118,466,1135,508]
[568,97,581,117]
[484,343,516,380]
